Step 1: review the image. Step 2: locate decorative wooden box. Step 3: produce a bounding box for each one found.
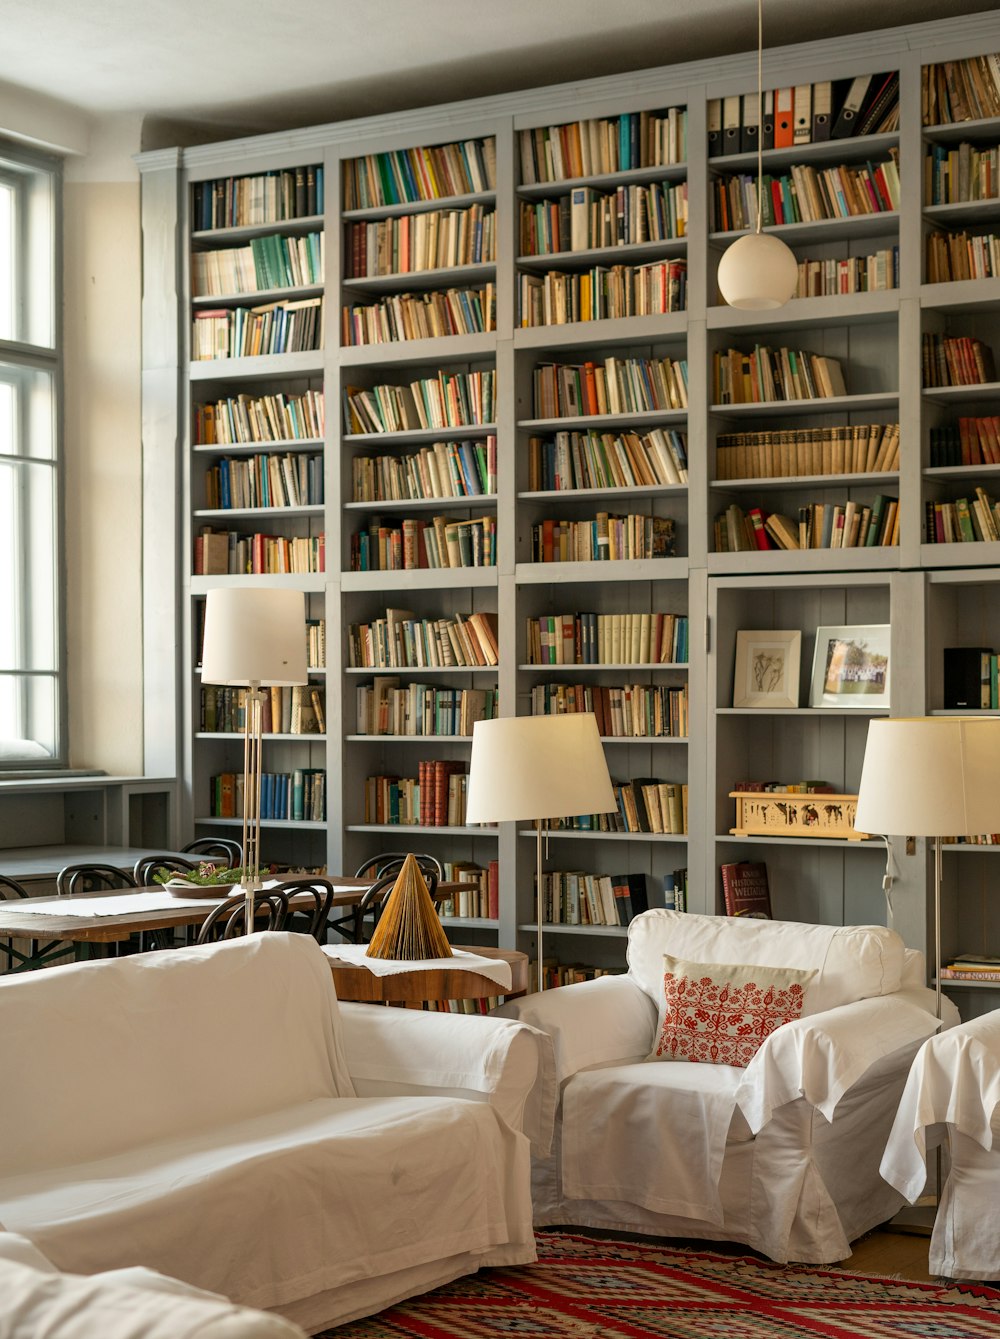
[730,792,871,840]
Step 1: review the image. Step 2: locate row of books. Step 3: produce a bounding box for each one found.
[715,496,899,552]
[355,683,497,737]
[925,143,1000,206]
[527,427,688,492]
[550,778,688,835]
[713,346,847,405]
[350,514,496,571]
[536,962,622,988]
[925,488,1000,544]
[210,769,326,822]
[530,682,689,739]
[353,436,497,503]
[348,610,499,669]
[922,333,996,388]
[922,55,1000,126]
[525,612,689,667]
[341,285,496,346]
[306,618,326,670]
[344,371,496,435]
[345,204,496,278]
[517,108,687,186]
[203,452,323,511]
[794,248,898,297]
[930,417,1000,468]
[715,423,900,481]
[342,137,496,211]
[437,860,499,920]
[363,763,469,827]
[194,389,324,447]
[926,230,1000,285]
[532,355,689,420]
[200,684,326,735]
[518,181,688,256]
[733,780,838,793]
[711,153,900,232]
[529,513,676,563]
[192,165,324,231]
[194,528,325,576]
[518,259,687,327]
[191,296,324,360]
[708,73,899,156]
[192,232,324,297]
[538,869,650,927]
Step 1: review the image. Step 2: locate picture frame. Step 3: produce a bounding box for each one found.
[733,630,801,709]
[809,624,891,709]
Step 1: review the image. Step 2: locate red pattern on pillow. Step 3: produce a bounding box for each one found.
[655,962,810,1066]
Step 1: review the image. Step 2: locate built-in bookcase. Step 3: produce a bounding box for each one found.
[140,13,1000,1007]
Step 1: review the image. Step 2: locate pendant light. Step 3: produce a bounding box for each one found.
[717,0,798,309]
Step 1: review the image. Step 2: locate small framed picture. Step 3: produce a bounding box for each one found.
[733,630,801,709]
[809,624,891,708]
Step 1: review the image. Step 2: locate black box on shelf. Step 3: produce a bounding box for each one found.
[943,647,992,709]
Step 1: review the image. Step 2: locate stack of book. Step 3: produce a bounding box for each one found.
[926,487,1000,544]
[192,297,324,359]
[530,682,688,738]
[538,870,650,926]
[708,72,899,155]
[532,355,688,418]
[931,417,1000,467]
[194,389,324,446]
[794,248,898,296]
[923,55,1000,124]
[353,436,496,501]
[210,769,325,821]
[192,165,324,229]
[437,859,499,920]
[201,684,325,735]
[711,151,899,230]
[528,427,688,490]
[713,345,847,404]
[194,528,325,576]
[348,609,499,669]
[940,954,1000,983]
[346,203,496,276]
[192,232,324,296]
[715,423,899,480]
[344,370,496,434]
[550,778,688,834]
[203,452,324,510]
[342,285,496,345]
[529,513,675,562]
[524,611,688,665]
[356,682,497,736]
[342,138,496,210]
[518,107,687,183]
[305,618,326,669]
[363,761,469,826]
[519,180,687,254]
[351,514,496,570]
[715,496,899,551]
[518,259,687,326]
[926,230,1000,284]
[922,332,996,387]
[925,142,1000,204]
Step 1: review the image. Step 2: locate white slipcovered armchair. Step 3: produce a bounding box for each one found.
[495,909,952,1264]
[881,1009,1000,1280]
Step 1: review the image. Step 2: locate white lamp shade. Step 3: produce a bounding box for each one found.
[855,716,1000,837]
[717,231,799,310]
[201,587,309,686]
[465,713,616,824]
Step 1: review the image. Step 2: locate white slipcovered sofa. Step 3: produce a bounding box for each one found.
[881,1009,1000,1280]
[0,933,555,1334]
[495,909,952,1264]
[0,1230,308,1338]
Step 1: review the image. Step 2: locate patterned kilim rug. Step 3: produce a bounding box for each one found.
[317,1229,1000,1339]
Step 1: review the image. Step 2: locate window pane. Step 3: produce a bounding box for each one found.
[0,156,54,350]
[0,360,55,460]
[0,181,12,342]
[0,672,56,760]
[0,457,56,671]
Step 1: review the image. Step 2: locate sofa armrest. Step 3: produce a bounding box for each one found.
[338,1002,557,1156]
[492,974,656,1085]
[736,988,942,1133]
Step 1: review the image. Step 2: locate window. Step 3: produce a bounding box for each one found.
[0,141,62,767]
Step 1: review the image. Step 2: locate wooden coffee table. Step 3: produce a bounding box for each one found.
[325,945,529,1007]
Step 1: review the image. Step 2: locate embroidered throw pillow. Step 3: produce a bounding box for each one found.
[650,953,817,1066]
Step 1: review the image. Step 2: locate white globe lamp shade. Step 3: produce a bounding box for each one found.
[718,231,799,310]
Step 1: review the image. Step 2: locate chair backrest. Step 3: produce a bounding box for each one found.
[56,863,137,896]
[276,878,334,941]
[0,874,29,902]
[133,854,199,887]
[182,837,243,865]
[626,909,906,1017]
[354,851,443,882]
[195,889,290,943]
[352,867,440,943]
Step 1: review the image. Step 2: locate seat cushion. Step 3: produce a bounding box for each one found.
[628,910,903,1016]
[0,1096,531,1317]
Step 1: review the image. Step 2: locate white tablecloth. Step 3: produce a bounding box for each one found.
[11,892,227,917]
[323,944,512,992]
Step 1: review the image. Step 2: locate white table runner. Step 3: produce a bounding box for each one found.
[323,943,512,992]
[10,892,226,917]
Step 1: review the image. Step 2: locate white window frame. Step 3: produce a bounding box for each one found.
[0,139,64,771]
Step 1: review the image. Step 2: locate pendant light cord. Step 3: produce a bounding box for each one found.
[756,0,763,234]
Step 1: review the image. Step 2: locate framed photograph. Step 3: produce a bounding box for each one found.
[809,624,891,708]
[733,630,801,709]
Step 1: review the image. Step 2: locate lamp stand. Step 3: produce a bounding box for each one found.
[241,680,265,934]
[535,818,545,993]
[933,833,943,1020]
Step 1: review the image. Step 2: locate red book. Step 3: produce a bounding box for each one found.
[720,861,772,918]
[488,860,499,919]
[746,506,772,551]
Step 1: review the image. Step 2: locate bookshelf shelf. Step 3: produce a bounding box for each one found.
[519,829,689,843]
[143,12,1000,999]
[195,817,327,830]
[518,922,628,937]
[197,732,327,742]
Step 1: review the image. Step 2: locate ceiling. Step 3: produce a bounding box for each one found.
[3,0,998,148]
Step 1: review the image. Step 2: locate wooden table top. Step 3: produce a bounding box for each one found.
[0,878,477,944]
[325,945,529,1005]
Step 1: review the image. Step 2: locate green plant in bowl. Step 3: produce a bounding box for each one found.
[153,862,247,888]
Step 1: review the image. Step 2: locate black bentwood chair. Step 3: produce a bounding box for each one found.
[196,889,290,944]
[0,873,75,972]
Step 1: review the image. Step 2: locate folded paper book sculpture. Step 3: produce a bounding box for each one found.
[366,853,454,961]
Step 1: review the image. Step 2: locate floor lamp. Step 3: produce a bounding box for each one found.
[465,713,616,992]
[855,716,1000,1019]
[201,587,308,933]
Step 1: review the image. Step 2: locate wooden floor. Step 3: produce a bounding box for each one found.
[839,1225,936,1282]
